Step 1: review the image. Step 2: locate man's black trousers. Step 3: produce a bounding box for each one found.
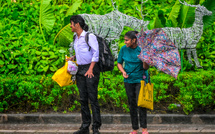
[76,63,101,129]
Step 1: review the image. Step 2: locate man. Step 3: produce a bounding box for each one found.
[69,15,101,134]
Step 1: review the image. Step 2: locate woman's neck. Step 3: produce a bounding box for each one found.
[130,43,138,49]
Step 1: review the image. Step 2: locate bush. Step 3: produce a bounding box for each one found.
[1,68,214,114]
[151,68,215,114]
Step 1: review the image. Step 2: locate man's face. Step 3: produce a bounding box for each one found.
[70,21,77,32]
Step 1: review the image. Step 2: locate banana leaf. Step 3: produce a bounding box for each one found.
[39,0,55,40]
[203,0,215,29]
[54,24,74,47]
[178,4,195,28]
[66,0,83,17]
[149,14,163,30]
[168,0,181,27]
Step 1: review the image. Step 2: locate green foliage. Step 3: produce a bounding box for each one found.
[151,69,215,114]
[0,41,67,75]
[0,0,215,114]
[0,69,214,114]
[0,74,80,113]
[196,22,215,70]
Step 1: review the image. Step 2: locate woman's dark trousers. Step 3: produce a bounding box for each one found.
[76,63,101,130]
[124,82,147,130]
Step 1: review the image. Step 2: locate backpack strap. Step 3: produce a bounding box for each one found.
[73,33,91,51]
[73,34,76,41]
[85,32,91,51]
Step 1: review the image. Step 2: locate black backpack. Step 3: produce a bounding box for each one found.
[73,33,114,72]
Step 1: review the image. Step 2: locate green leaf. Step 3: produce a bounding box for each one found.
[0,60,4,65]
[7,64,17,69]
[50,65,58,72]
[0,66,6,72]
[39,0,55,37]
[168,0,181,27]
[42,52,49,56]
[150,14,164,29]
[43,65,49,72]
[59,49,66,53]
[35,51,41,55]
[66,0,83,17]
[203,0,215,29]
[40,60,48,65]
[179,5,189,28]
[19,56,26,63]
[54,24,73,47]
[158,10,166,27]
[0,22,4,32]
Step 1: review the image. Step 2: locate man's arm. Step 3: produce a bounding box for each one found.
[85,62,96,78]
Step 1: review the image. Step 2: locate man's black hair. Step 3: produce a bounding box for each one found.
[70,15,89,31]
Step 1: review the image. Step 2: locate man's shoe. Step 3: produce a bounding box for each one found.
[73,127,89,134]
[93,128,100,134]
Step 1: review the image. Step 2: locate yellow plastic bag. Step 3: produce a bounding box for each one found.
[138,80,154,110]
[52,61,75,87]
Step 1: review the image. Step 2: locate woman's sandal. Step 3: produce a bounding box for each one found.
[142,131,149,134]
[129,131,138,134]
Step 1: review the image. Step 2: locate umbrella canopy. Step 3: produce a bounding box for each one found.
[137,28,181,79]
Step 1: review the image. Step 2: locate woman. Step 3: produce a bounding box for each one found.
[117,31,149,134]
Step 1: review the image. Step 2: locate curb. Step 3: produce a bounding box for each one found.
[1,114,215,124]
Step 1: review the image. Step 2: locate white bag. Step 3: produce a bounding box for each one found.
[67,61,78,75]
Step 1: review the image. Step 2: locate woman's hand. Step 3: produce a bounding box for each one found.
[122,71,129,78]
[143,62,149,70]
[117,63,129,78]
[85,68,94,78]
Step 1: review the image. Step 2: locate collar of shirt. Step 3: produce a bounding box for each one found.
[75,30,87,40]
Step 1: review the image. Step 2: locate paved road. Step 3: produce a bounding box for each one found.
[1,124,215,134]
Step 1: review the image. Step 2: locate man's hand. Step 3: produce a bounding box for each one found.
[85,68,94,78]
[66,56,75,61]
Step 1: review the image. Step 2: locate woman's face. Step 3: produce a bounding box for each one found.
[124,36,136,48]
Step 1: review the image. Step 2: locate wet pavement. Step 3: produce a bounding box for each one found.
[0,114,215,134]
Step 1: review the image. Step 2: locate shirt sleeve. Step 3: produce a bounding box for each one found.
[117,47,124,64]
[88,34,99,62]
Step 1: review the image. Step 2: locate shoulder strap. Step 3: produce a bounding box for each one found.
[127,63,142,76]
[85,32,91,51]
[73,33,91,51]
[73,34,76,41]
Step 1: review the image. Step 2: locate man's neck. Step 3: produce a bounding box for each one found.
[76,29,83,38]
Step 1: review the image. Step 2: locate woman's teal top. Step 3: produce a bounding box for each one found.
[118,45,149,83]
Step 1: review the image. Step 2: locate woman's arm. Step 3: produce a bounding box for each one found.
[117,63,128,78]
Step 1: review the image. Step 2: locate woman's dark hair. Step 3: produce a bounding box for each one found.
[125,31,138,40]
[70,15,89,31]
